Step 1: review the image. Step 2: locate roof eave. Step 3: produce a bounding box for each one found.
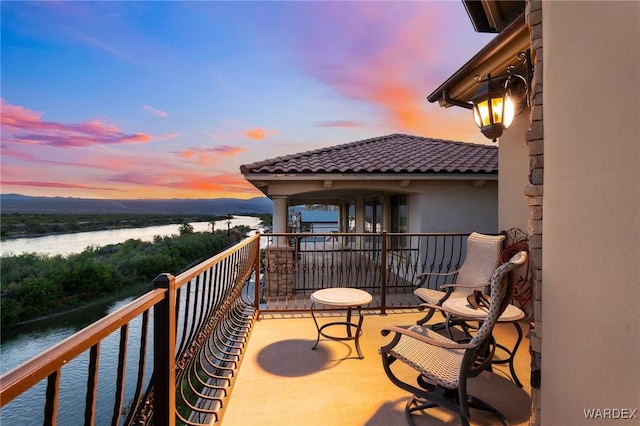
[462,0,526,33]
[426,13,529,107]
[243,172,498,182]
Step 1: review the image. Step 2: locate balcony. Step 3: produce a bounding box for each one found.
[223,311,531,425]
[0,232,532,425]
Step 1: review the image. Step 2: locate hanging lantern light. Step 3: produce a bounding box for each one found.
[435,50,532,143]
[471,73,516,142]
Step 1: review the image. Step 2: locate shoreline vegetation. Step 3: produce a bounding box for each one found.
[0,213,271,332]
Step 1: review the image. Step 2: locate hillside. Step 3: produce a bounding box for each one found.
[0,194,273,215]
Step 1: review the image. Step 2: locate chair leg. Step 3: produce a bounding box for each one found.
[416,307,435,325]
[405,396,439,426]
[416,297,451,326]
[466,395,509,426]
[403,388,475,426]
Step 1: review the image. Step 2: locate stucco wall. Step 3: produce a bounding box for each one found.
[542,2,640,423]
[412,180,498,233]
[266,178,498,234]
[498,113,530,233]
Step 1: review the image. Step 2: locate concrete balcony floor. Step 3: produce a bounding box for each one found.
[223,309,532,425]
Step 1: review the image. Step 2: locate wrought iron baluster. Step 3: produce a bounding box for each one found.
[123,310,149,426]
[111,324,129,426]
[84,344,99,425]
[44,370,60,426]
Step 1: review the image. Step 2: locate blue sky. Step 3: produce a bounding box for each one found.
[1,1,495,200]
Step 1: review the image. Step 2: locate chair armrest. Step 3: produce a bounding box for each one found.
[381,325,476,350]
[418,302,466,318]
[440,282,488,290]
[416,269,460,279]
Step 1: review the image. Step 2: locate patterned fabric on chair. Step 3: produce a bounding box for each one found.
[380,251,528,426]
[414,232,505,325]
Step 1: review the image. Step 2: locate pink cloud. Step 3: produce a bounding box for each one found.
[1,101,42,126]
[108,168,258,195]
[0,179,117,191]
[213,145,245,155]
[244,128,276,140]
[1,125,261,198]
[177,146,245,159]
[173,173,258,194]
[294,3,489,137]
[1,98,151,147]
[144,105,169,117]
[1,145,262,199]
[175,145,247,166]
[1,148,145,172]
[315,120,361,129]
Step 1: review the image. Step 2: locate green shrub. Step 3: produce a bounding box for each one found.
[1,297,22,328]
[0,229,241,329]
[18,277,61,306]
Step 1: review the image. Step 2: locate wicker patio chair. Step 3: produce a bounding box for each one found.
[380,251,528,426]
[414,232,505,325]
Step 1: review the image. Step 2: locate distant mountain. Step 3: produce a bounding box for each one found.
[0,194,273,215]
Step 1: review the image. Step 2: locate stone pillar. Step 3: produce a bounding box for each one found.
[525,1,543,424]
[264,245,295,296]
[265,195,294,296]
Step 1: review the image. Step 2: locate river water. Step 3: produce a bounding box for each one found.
[0,297,147,425]
[0,215,264,424]
[0,215,263,257]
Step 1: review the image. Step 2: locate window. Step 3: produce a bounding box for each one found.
[346,202,356,232]
[390,194,408,249]
[364,197,383,233]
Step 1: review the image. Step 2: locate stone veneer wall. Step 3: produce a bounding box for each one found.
[264,247,295,296]
[525,1,543,424]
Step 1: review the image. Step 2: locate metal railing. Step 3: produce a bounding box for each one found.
[0,232,469,425]
[260,232,469,313]
[0,234,261,426]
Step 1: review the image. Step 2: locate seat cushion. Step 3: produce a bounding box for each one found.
[388,325,464,389]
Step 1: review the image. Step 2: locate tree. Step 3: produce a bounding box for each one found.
[179,222,194,235]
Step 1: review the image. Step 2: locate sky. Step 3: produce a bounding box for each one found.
[1,1,496,200]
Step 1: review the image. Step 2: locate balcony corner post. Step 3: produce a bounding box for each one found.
[381,231,387,315]
[153,273,177,426]
[254,233,262,320]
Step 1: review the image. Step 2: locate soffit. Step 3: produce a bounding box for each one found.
[463,0,526,33]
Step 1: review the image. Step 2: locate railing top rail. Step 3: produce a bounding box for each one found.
[264,232,474,237]
[0,288,165,406]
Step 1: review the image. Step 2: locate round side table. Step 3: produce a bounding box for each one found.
[310,288,373,359]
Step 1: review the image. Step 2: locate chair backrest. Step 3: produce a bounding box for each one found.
[470,251,528,346]
[451,232,505,298]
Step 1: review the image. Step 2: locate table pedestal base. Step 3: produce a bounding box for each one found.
[311,304,365,359]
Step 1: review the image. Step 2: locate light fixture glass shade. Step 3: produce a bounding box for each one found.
[473,100,487,127]
[503,95,515,128]
[471,75,516,142]
[473,95,511,127]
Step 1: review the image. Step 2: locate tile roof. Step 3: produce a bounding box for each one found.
[240,134,497,175]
